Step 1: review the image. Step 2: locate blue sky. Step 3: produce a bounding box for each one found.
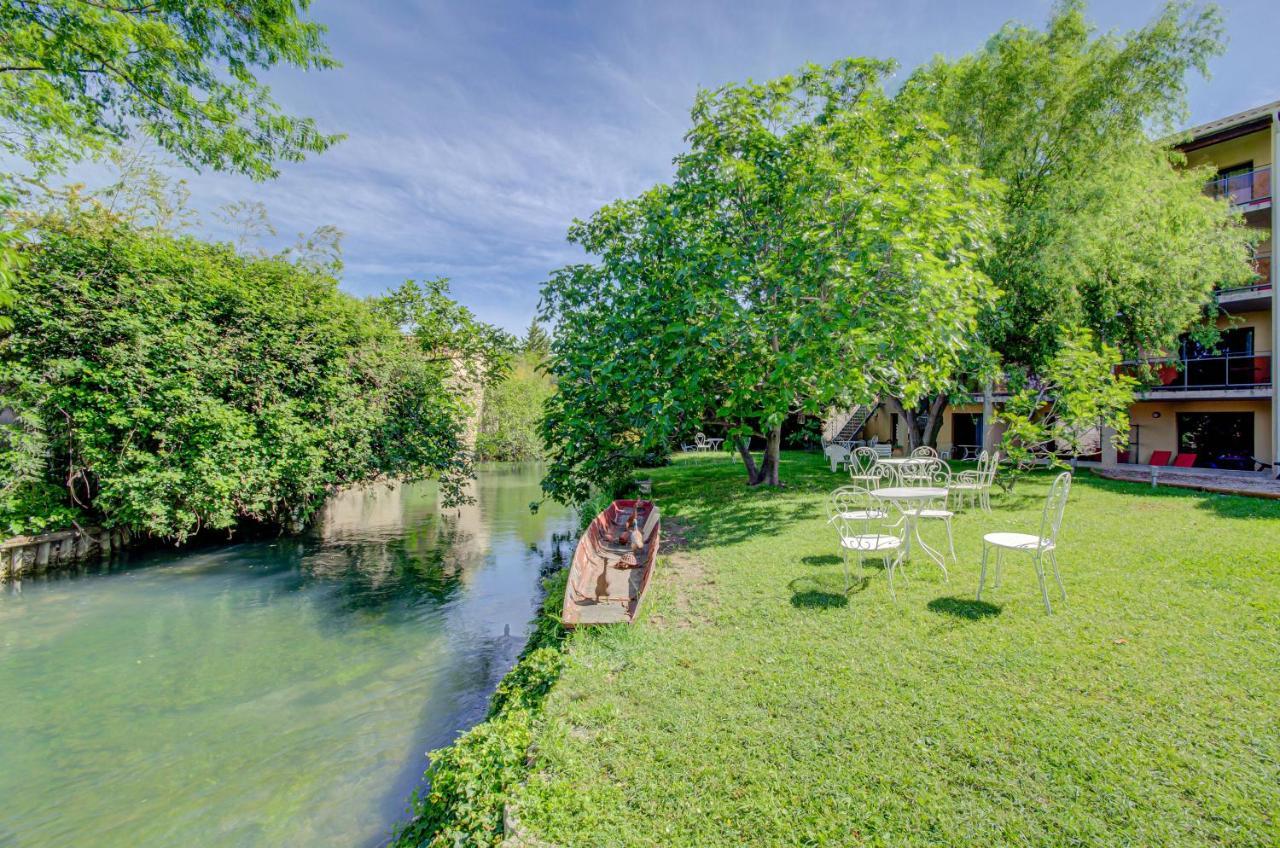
[103,0,1280,333]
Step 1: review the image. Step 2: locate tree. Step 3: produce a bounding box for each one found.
[522,318,551,360]
[0,0,340,179]
[0,0,342,328]
[0,207,498,539]
[475,352,556,462]
[888,0,1256,455]
[539,60,1001,502]
[373,278,514,391]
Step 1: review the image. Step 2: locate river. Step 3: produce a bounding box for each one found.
[0,463,575,848]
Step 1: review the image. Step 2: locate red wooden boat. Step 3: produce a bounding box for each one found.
[562,499,660,627]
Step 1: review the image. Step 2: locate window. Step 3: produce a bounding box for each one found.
[1176,412,1255,469]
[1214,161,1256,204]
[1181,327,1254,359]
[1180,328,1258,388]
[951,413,982,449]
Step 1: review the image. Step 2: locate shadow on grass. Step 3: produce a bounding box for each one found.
[650,475,825,551]
[789,574,867,608]
[927,595,1002,620]
[801,554,840,566]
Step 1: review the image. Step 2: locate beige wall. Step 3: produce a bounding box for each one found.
[861,408,896,449]
[1186,129,1272,171]
[1216,309,1272,350]
[1128,399,1272,465]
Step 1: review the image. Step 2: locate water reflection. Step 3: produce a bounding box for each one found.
[0,463,575,848]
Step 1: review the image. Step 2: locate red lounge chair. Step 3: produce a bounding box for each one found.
[1172,453,1198,468]
[1148,450,1173,466]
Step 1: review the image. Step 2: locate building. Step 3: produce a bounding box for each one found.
[830,100,1278,477]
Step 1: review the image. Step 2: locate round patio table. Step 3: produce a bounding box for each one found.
[869,486,950,580]
[703,437,724,452]
[876,457,928,466]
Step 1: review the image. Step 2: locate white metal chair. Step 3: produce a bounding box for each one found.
[828,485,888,522]
[893,457,930,486]
[846,446,881,486]
[910,446,939,459]
[694,433,711,452]
[896,458,956,568]
[977,471,1072,613]
[828,489,905,596]
[951,450,999,512]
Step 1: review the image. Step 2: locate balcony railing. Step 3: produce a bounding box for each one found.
[1122,351,1272,391]
[1217,252,1272,297]
[1205,165,1271,207]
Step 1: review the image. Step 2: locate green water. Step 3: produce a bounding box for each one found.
[0,464,575,848]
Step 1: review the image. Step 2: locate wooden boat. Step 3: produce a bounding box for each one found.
[562,499,660,627]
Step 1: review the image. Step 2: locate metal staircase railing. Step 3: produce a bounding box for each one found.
[825,402,877,446]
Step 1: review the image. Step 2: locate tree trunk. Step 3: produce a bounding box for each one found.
[736,436,760,483]
[749,424,783,486]
[981,383,995,451]
[882,397,920,452]
[922,394,949,448]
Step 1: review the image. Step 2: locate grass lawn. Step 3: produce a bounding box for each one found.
[510,451,1280,846]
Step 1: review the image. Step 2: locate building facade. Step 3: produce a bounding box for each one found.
[841,100,1279,477]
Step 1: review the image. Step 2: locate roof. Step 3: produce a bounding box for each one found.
[1175,99,1279,149]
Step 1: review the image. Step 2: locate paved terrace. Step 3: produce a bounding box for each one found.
[1092,466,1280,499]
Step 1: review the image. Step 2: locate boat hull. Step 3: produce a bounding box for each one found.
[561,499,659,627]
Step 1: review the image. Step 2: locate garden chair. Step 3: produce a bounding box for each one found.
[827,489,905,596]
[977,471,1072,614]
[1148,450,1173,467]
[694,433,711,452]
[1172,453,1198,468]
[828,485,888,522]
[846,446,881,486]
[910,446,939,459]
[951,450,998,513]
[823,442,851,472]
[896,458,956,565]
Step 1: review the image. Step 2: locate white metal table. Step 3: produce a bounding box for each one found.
[870,486,950,580]
[703,437,724,452]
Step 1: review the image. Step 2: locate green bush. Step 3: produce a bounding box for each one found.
[0,208,496,539]
[474,352,554,462]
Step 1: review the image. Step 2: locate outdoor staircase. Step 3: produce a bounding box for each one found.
[828,403,877,445]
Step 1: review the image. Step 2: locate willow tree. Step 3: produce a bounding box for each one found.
[539,60,1001,502]
[887,0,1257,453]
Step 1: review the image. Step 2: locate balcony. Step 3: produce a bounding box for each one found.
[1205,165,1271,210]
[1216,251,1272,310]
[1123,350,1272,398]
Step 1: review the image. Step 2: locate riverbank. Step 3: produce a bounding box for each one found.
[468,452,1280,846]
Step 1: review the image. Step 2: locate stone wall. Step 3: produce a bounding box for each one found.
[0,526,132,581]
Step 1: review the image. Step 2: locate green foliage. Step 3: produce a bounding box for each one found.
[0,0,341,180]
[892,0,1255,446]
[0,207,497,539]
[474,352,555,462]
[521,317,551,359]
[540,59,1001,502]
[393,571,571,848]
[375,278,515,390]
[997,328,1139,488]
